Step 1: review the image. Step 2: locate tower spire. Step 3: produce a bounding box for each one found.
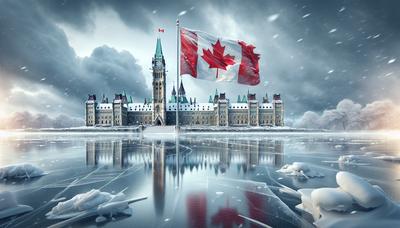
[155,38,163,58]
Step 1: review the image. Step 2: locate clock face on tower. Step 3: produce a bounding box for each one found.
[155,60,162,70]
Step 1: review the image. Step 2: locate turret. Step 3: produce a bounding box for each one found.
[85,94,97,126]
[272,93,284,126]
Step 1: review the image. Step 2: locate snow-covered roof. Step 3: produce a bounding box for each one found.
[96,104,112,110]
[167,103,214,111]
[229,103,248,109]
[128,103,153,112]
[259,103,273,109]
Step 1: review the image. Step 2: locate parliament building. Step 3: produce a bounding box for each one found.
[85,38,284,127]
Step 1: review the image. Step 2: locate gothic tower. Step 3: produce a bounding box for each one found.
[152,38,166,125]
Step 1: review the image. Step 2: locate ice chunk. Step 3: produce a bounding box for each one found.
[0,163,45,179]
[47,189,114,219]
[311,188,353,212]
[95,215,107,223]
[334,145,343,149]
[0,191,33,219]
[337,171,385,209]
[373,155,400,162]
[277,162,324,178]
[296,172,400,227]
[338,155,358,164]
[46,189,147,226]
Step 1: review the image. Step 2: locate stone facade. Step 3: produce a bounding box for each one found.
[85,38,284,127]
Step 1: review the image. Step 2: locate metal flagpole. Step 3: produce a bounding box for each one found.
[176,19,180,131]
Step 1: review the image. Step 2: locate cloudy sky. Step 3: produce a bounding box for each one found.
[0,0,399,124]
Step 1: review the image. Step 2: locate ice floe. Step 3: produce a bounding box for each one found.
[364,152,400,163]
[373,155,400,162]
[338,155,359,164]
[0,163,45,179]
[277,162,324,179]
[46,189,147,226]
[296,171,400,227]
[0,191,33,219]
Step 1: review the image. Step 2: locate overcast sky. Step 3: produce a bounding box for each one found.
[0,0,399,120]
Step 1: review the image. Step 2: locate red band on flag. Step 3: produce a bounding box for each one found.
[238,41,260,85]
[158,28,165,33]
[180,28,198,78]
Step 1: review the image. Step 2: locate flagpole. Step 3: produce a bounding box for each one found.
[176,19,180,131]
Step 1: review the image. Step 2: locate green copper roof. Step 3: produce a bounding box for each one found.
[237,95,241,103]
[169,95,177,103]
[242,95,247,103]
[155,38,163,58]
[180,96,189,104]
[209,95,213,103]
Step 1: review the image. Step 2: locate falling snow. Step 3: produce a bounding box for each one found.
[268,14,280,22]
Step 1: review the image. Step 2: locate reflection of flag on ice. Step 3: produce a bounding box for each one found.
[180,28,260,86]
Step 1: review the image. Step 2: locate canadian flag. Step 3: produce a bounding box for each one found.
[180,28,260,86]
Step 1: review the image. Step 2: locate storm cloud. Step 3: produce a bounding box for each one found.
[0,0,399,128]
[0,0,151,117]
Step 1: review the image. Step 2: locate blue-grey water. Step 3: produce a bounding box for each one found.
[0,132,399,228]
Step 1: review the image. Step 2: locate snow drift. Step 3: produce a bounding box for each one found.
[0,163,45,179]
[0,191,33,219]
[296,171,400,227]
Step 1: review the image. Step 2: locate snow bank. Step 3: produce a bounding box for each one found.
[0,163,45,179]
[277,162,324,179]
[296,171,400,227]
[0,191,33,219]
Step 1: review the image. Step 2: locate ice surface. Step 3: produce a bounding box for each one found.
[277,162,324,179]
[0,191,33,219]
[0,163,45,179]
[336,171,385,209]
[296,171,400,228]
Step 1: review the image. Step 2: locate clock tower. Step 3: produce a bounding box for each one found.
[152,38,166,125]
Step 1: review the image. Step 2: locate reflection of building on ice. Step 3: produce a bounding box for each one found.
[86,138,284,172]
[152,140,165,216]
[86,141,125,168]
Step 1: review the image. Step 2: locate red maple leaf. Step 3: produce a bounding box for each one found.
[202,39,235,78]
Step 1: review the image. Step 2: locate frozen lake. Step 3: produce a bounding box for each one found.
[0,132,399,227]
